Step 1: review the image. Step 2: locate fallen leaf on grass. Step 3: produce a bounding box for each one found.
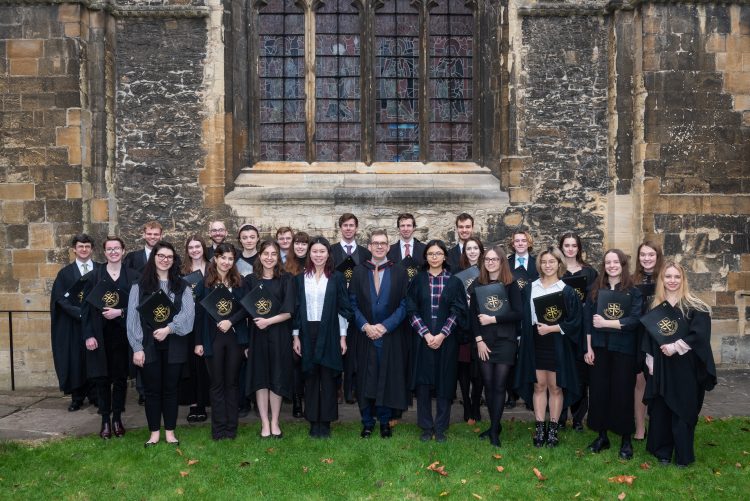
[389,419,399,428]
[713,469,721,476]
[439,492,449,497]
[736,463,742,468]
[176,487,184,495]
[266,448,275,454]
[187,459,199,466]
[743,451,750,455]
[574,493,581,498]
[427,461,449,476]
[608,475,636,485]
[472,494,482,499]
[179,471,189,478]
[467,419,476,426]
[472,428,481,433]
[705,442,718,447]
[532,467,547,481]
[618,492,626,500]
[461,479,467,485]
[175,448,184,456]
[640,462,651,470]
[496,466,505,473]
[302,466,309,473]
[493,454,502,460]
[704,416,714,423]
[321,458,334,464]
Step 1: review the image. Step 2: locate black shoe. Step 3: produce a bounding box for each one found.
[68,401,83,412]
[489,423,502,447]
[195,406,208,422]
[361,426,374,438]
[144,440,158,448]
[546,422,560,448]
[309,422,320,438]
[435,432,447,443]
[557,420,567,432]
[319,422,331,438]
[99,420,112,439]
[187,406,200,423]
[238,406,250,418]
[112,420,126,438]
[588,436,611,453]
[138,395,145,406]
[572,420,584,432]
[504,399,516,409]
[292,394,303,419]
[380,425,392,438]
[420,430,433,442]
[533,421,546,448]
[478,428,491,440]
[658,458,671,465]
[619,441,633,460]
[272,432,283,439]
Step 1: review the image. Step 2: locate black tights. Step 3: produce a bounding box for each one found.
[478,361,512,431]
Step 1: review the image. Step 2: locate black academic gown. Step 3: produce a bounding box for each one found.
[198,279,251,357]
[407,271,468,400]
[123,249,148,272]
[643,310,716,427]
[81,265,140,379]
[513,284,582,408]
[387,239,426,267]
[50,262,100,393]
[447,244,462,272]
[349,261,410,411]
[246,273,297,399]
[294,271,354,374]
[468,280,523,364]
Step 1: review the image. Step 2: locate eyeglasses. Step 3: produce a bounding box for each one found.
[105,247,122,253]
[483,257,501,263]
[370,242,389,247]
[426,252,445,258]
[156,254,174,261]
[209,228,226,234]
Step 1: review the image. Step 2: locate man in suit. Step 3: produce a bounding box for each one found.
[206,220,231,261]
[506,229,538,409]
[387,213,426,267]
[50,234,100,411]
[123,221,162,272]
[331,213,371,404]
[276,226,294,265]
[447,213,475,271]
[349,229,409,438]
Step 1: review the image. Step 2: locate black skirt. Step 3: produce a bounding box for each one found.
[533,326,556,371]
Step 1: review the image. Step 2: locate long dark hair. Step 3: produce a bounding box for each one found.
[632,239,664,283]
[140,241,185,295]
[590,248,634,302]
[254,240,284,279]
[204,243,242,288]
[459,236,484,270]
[285,231,310,275]
[477,244,514,286]
[181,234,207,275]
[423,239,449,271]
[304,236,334,278]
[558,232,590,267]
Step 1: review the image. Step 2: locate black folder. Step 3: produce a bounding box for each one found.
[240,283,281,318]
[85,278,128,310]
[136,289,176,329]
[182,270,203,290]
[474,283,512,318]
[636,282,657,309]
[562,275,588,302]
[454,266,480,291]
[511,266,530,291]
[596,289,633,332]
[336,256,356,283]
[63,277,89,305]
[200,284,239,323]
[400,255,419,282]
[640,301,688,346]
[533,291,567,325]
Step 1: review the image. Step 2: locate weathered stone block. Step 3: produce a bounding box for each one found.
[65,182,82,199]
[11,249,46,264]
[0,183,35,200]
[7,40,44,58]
[28,223,54,249]
[90,198,108,223]
[11,263,38,280]
[9,59,39,76]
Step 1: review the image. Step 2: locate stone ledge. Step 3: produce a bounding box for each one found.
[0,0,210,18]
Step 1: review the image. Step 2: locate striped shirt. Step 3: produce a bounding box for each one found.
[410,270,458,337]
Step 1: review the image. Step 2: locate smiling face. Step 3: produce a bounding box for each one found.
[187,240,204,261]
[512,233,529,255]
[426,244,446,271]
[215,251,235,276]
[483,249,501,274]
[74,241,92,261]
[277,231,293,251]
[604,252,622,279]
[293,240,308,258]
[456,219,473,242]
[639,245,658,274]
[260,245,279,272]
[465,240,481,266]
[143,227,162,249]
[539,252,560,279]
[154,247,175,273]
[239,229,259,253]
[103,240,123,264]
[309,243,328,268]
[561,237,578,260]
[208,222,227,245]
[663,265,682,293]
[368,234,389,260]
[340,219,357,242]
[398,218,415,241]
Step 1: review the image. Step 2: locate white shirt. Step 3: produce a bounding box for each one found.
[340,241,358,255]
[292,273,348,337]
[400,239,414,259]
[515,253,529,270]
[530,278,566,335]
[76,259,93,276]
[144,247,152,262]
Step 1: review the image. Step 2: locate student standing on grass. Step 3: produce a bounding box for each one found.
[408,240,468,443]
[514,247,581,448]
[292,237,353,438]
[584,249,642,460]
[127,241,195,447]
[643,261,716,467]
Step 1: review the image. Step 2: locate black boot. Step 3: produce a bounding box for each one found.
[489,422,501,447]
[292,394,303,418]
[546,421,560,448]
[533,421,546,448]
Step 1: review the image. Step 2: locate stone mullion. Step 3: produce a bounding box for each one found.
[303,1,316,163]
[472,0,480,164]
[247,2,261,164]
[418,0,431,163]
[357,0,377,165]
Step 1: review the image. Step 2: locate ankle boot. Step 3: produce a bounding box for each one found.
[546,421,560,447]
[292,394,303,418]
[489,421,501,447]
[533,421,546,447]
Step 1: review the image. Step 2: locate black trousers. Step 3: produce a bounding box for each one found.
[303,323,338,423]
[71,381,97,404]
[587,347,636,436]
[97,330,129,419]
[647,396,696,466]
[140,350,182,432]
[416,385,451,433]
[205,333,244,439]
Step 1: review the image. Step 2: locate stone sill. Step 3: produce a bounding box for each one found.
[243,161,489,175]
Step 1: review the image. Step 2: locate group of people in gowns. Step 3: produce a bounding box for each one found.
[49,213,716,467]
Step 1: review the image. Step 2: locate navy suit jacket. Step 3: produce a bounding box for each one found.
[387,239,426,267]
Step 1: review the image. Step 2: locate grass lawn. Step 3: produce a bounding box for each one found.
[1,417,749,500]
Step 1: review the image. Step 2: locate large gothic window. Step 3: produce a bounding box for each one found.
[252,0,477,164]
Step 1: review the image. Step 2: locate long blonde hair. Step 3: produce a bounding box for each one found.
[652,260,710,315]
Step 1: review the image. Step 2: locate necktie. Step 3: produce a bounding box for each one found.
[518,257,525,269]
[345,244,352,256]
[82,263,89,274]
[373,265,380,295]
[404,243,410,257]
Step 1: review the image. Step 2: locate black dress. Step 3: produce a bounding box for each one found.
[178,273,210,408]
[468,280,523,364]
[246,273,297,399]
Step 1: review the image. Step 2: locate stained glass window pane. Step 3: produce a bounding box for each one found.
[314,0,361,162]
[428,0,473,161]
[258,0,305,161]
[374,0,420,162]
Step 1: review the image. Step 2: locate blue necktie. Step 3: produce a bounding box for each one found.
[518,257,525,269]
